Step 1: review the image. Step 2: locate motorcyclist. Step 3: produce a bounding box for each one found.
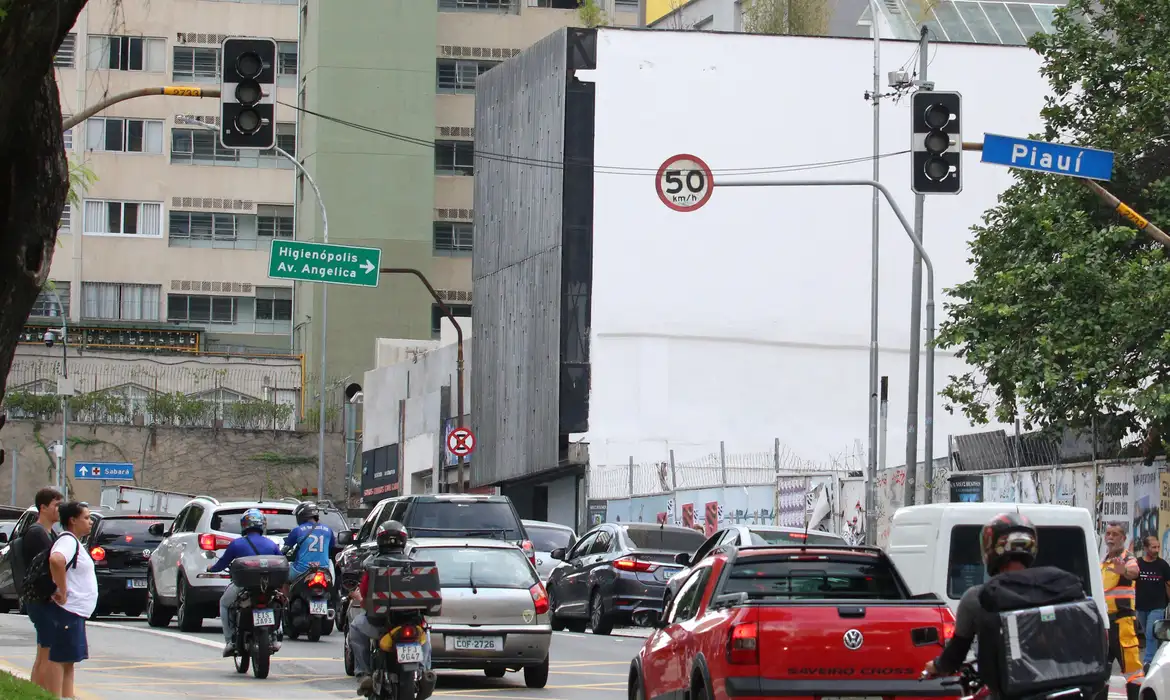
[348,520,435,698]
[284,502,336,581]
[208,508,283,657]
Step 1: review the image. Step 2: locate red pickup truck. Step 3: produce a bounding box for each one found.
[629,545,960,700]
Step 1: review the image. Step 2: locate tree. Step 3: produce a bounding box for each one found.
[741,0,832,36]
[0,0,89,403]
[578,0,609,28]
[936,0,1170,449]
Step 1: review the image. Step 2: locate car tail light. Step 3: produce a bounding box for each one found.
[521,540,536,564]
[613,557,659,573]
[529,583,549,615]
[308,571,328,589]
[90,547,106,562]
[941,620,955,643]
[199,534,232,551]
[728,622,759,665]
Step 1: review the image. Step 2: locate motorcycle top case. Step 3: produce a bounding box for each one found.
[993,599,1110,697]
[229,555,291,589]
[364,560,442,617]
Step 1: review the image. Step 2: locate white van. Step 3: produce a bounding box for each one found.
[886,503,1107,625]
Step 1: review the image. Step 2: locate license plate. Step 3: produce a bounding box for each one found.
[451,636,503,651]
[253,609,276,627]
[127,579,147,589]
[309,599,328,615]
[396,643,423,664]
[663,569,681,580]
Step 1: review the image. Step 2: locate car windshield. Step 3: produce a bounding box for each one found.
[414,546,536,589]
[724,556,905,600]
[527,525,574,552]
[624,526,707,553]
[748,529,846,546]
[94,517,173,546]
[408,501,523,540]
[319,510,348,534]
[947,524,1090,599]
[212,508,297,535]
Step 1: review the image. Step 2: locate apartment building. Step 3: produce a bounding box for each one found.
[295,0,641,384]
[34,0,300,356]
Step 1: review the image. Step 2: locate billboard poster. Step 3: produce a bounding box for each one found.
[1101,465,1132,548]
[1133,464,1159,555]
[949,474,984,502]
[586,500,607,528]
[1161,473,1170,561]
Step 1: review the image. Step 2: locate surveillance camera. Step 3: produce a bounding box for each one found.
[43,331,56,348]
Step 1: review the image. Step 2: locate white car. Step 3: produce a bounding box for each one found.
[145,497,297,632]
[1142,620,1170,699]
[521,520,577,583]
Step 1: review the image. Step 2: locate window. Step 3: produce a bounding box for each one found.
[533,0,576,7]
[30,282,71,318]
[255,287,292,323]
[85,117,164,154]
[93,517,173,546]
[60,204,71,234]
[436,59,499,94]
[172,125,295,168]
[748,528,847,546]
[168,210,239,243]
[431,303,471,337]
[526,525,575,553]
[63,121,73,151]
[947,525,1090,599]
[257,205,294,239]
[88,35,166,72]
[261,122,298,159]
[55,34,77,68]
[413,547,536,588]
[667,567,711,623]
[406,500,524,540]
[213,508,297,536]
[277,41,298,80]
[83,200,163,237]
[615,0,638,8]
[434,222,472,253]
[435,140,474,175]
[167,294,242,324]
[590,530,614,554]
[723,554,906,600]
[81,282,161,321]
[568,532,597,559]
[439,0,514,9]
[623,525,707,553]
[172,46,220,83]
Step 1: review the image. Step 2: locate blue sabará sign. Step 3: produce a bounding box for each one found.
[74,462,134,480]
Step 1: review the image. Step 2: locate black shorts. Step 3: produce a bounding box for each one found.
[46,604,89,664]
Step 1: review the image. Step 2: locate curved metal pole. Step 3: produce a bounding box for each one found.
[716,178,935,543]
[63,86,220,131]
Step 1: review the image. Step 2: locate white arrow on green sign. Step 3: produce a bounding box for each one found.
[268,240,382,288]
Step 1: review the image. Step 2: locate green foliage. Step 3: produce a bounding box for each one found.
[67,160,96,207]
[577,0,608,27]
[936,0,1170,443]
[69,391,129,424]
[248,451,314,466]
[227,400,294,431]
[0,669,57,700]
[2,390,60,421]
[302,405,339,432]
[145,392,213,427]
[741,0,831,36]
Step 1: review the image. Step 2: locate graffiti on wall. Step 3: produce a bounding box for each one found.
[606,485,777,530]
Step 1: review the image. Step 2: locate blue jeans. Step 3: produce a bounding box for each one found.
[1138,608,1166,665]
[220,583,240,643]
[349,612,432,676]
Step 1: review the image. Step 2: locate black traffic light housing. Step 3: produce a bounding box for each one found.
[911,90,962,195]
[220,37,277,150]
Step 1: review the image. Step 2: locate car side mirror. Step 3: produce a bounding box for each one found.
[550,548,566,561]
[674,552,690,566]
[148,523,165,537]
[1155,619,1170,643]
[0,533,8,545]
[632,608,665,629]
[337,530,354,546]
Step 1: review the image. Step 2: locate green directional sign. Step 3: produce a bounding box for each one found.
[268,240,381,288]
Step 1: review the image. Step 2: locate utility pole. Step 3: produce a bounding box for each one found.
[903,25,929,507]
[865,0,883,545]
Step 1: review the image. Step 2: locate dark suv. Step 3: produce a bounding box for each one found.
[336,494,530,574]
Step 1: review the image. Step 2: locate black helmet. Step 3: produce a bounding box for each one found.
[376,521,409,554]
[981,512,1039,576]
[295,501,320,525]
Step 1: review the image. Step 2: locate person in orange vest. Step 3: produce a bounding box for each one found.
[1103,522,1142,700]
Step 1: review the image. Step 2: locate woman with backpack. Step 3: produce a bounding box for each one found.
[44,501,96,700]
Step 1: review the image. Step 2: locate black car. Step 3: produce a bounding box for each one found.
[544,522,707,635]
[84,511,175,618]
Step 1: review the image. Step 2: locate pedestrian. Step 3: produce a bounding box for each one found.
[1137,535,1170,668]
[44,501,96,700]
[21,487,62,692]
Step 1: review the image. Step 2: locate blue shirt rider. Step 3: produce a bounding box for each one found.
[209,508,282,657]
[284,502,336,580]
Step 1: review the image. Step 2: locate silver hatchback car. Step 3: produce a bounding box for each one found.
[521,520,577,584]
[406,538,552,688]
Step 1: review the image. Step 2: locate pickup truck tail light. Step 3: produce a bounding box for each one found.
[529,583,550,615]
[727,622,759,665]
[941,620,955,643]
[613,557,659,573]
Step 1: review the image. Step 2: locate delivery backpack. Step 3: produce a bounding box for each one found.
[21,533,80,604]
[976,566,1110,700]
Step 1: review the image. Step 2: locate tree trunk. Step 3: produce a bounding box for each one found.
[0,0,90,401]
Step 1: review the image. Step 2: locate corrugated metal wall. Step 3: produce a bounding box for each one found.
[471,29,570,487]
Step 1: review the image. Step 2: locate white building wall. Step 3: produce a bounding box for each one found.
[545,477,579,530]
[586,29,1039,470]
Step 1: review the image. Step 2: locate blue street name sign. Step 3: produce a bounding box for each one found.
[981,133,1114,182]
[74,462,134,481]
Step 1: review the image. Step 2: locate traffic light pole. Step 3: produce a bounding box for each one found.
[62,86,219,131]
[904,25,930,507]
[865,0,883,549]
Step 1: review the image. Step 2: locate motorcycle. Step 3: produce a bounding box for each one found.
[362,609,433,700]
[337,569,363,636]
[932,663,1096,700]
[226,555,288,680]
[285,561,336,641]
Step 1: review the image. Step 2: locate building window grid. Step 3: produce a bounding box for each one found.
[30,282,71,318]
[438,0,514,10]
[83,200,163,237]
[431,303,472,337]
[435,140,475,176]
[171,125,295,168]
[885,0,1053,45]
[82,282,161,322]
[86,117,165,154]
[257,206,295,239]
[54,34,77,68]
[89,35,166,72]
[255,287,292,323]
[434,222,473,253]
[168,210,239,243]
[436,59,499,94]
[172,46,221,83]
[277,41,298,77]
[167,294,241,325]
[60,203,71,234]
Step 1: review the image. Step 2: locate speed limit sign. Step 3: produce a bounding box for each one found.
[656,154,714,212]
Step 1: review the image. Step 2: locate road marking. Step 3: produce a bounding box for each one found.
[87,620,223,650]
[0,660,103,700]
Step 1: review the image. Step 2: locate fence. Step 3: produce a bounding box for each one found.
[3,357,348,432]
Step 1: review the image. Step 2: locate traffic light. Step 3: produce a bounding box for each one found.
[911,90,962,195]
[219,37,277,150]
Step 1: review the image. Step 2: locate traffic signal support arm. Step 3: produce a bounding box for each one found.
[62,86,219,131]
[961,141,1170,250]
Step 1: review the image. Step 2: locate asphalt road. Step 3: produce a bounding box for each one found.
[0,612,645,700]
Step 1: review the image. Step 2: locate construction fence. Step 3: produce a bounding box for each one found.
[3,356,350,432]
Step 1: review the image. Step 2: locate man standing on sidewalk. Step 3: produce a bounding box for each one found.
[20,488,62,692]
[1137,535,1170,669]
